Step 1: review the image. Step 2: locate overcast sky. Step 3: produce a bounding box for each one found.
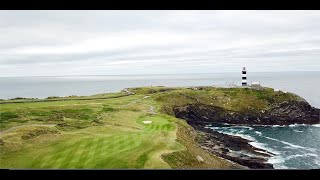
[1,10,320,77]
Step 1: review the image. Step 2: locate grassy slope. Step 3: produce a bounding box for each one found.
[0,88,236,169]
[146,86,301,115]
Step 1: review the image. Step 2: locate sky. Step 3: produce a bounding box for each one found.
[0,10,320,77]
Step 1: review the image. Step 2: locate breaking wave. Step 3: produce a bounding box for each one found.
[262,136,317,152]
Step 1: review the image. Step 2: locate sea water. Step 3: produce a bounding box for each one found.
[207,123,320,169]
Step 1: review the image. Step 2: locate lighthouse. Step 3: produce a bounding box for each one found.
[242,67,247,86]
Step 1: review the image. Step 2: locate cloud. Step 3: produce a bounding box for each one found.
[0,10,320,76]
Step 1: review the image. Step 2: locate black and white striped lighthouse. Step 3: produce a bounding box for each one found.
[242,67,247,86]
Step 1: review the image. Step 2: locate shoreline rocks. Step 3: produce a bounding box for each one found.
[194,125,274,169]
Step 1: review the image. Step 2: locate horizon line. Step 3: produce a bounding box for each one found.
[1,70,320,78]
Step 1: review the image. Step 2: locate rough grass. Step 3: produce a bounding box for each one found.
[127,86,177,95]
[21,126,59,140]
[0,111,19,121]
[0,92,185,168]
[0,114,182,168]
[152,86,300,115]
[0,86,252,169]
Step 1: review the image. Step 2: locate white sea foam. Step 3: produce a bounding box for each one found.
[251,124,270,127]
[271,125,288,128]
[312,124,320,127]
[215,129,281,157]
[293,129,303,133]
[250,124,287,128]
[268,155,285,164]
[233,125,254,130]
[274,153,320,169]
[208,127,221,130]
[263,136,317,152]
[249,141,265,149]
[314,158,320,166]
[266,151,289,168]
[208,124,320,169]
[285,153,318,161]
[211,128,255,142]
[249,141,280,155]
[289,123,300,127]
[273,164,289,169]
[288,123,310,127]
[210,127,279,155]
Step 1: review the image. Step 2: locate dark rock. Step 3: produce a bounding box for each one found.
[173,100,320,125]
[220,153,273,169]
[195,125,274,169]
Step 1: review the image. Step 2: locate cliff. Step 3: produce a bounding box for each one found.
[147,86,320,125]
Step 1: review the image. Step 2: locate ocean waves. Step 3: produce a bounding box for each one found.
[207,123,320,169]
[262,136,317,152]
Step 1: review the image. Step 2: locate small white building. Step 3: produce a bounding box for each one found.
[250,81,262,90]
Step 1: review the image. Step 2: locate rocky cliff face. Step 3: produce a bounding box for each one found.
[170,97,320,168]
[173,100,320,125]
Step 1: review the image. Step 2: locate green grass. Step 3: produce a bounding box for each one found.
[152,86,300,115]
[0,92,128,104]
[0,92,188,168]
[0,111,19,121]
[0,86,256,169]
[0,114,181,168]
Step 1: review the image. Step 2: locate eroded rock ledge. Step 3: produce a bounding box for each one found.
[195,125,274,169]
[173,100,319,125]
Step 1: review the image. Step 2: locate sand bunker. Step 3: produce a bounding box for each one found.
[142,121,152,124]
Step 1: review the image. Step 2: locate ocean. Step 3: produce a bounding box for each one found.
[207,123,320,169]
[0,71,319,169]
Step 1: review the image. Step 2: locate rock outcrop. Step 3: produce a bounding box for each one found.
[195,126,274,169]
[173,100,320,125]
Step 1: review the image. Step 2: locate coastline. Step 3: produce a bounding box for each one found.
[1,86,319,169]
[193,122,320,169]
[192,123,274,169]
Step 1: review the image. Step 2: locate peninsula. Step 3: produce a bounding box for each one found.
[1,86,319,169]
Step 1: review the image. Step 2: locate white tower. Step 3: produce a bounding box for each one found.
[242,67,247,86]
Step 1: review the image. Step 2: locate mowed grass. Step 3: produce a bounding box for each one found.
[0,94,185,169]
